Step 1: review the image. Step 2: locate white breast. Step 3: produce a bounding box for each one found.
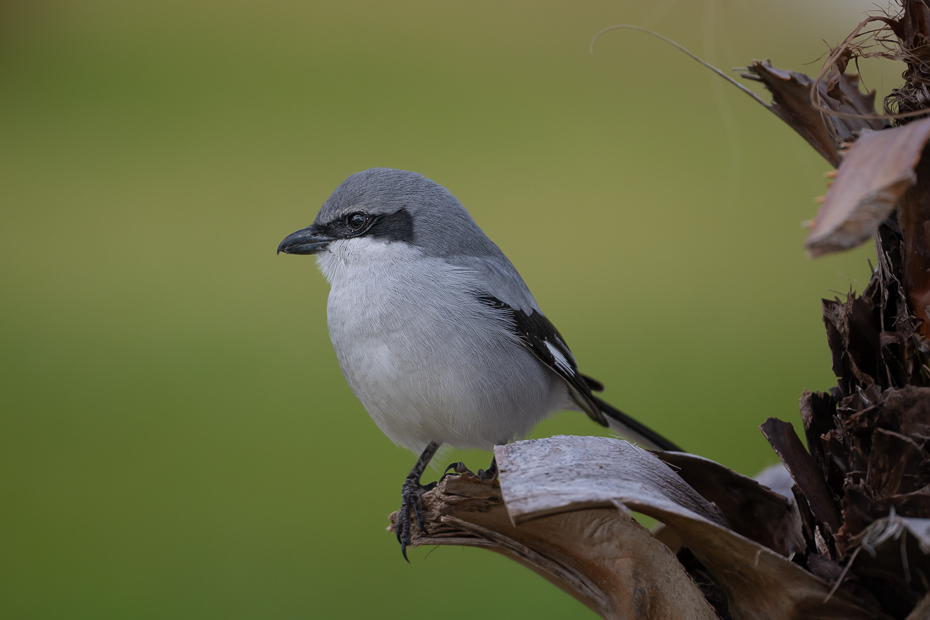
[317,237,566,454]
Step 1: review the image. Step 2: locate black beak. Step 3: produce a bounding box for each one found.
[277,224,335,255]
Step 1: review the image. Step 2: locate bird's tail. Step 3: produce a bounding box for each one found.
[591,395,682,452]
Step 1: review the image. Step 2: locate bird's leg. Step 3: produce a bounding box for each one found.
[397,440,440,561]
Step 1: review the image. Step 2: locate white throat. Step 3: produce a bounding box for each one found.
[315,237,424,285]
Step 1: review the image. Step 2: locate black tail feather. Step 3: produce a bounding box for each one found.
[591,395,683,452]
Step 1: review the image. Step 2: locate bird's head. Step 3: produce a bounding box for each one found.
[277,168,496,260]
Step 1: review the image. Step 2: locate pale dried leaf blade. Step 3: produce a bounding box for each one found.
[496,435,726,526]
[389,473,717,620]
[807,116,930,257]
[496,436,890,620]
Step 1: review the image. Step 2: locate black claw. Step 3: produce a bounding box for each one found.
[478,457,499,480]
[397,480,431,561]
[440,461,474,482]
[395,452,497,561]
[400,530,410,562]
[395,441,442,561]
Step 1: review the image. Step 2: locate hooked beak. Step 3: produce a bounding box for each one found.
[277,224,334,255]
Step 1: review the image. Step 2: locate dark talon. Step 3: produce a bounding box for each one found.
[395,448,497,560]
[398,477,430,561]
[399,523,410,562]
[396,441,442,561]
[440,461,474,482]
[477,456,498,480]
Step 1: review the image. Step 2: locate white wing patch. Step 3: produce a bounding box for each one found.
[545,340,575,376]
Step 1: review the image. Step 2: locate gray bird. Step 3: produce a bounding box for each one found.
[278,168,680,558]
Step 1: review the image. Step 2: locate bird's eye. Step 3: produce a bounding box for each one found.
[346,212,368,230]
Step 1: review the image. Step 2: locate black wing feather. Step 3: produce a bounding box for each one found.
[476,294,607,426]
[476,293,683,452]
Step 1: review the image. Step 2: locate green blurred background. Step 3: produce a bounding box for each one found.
[0,1,899,617]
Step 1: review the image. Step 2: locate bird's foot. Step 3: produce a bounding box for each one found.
[440,461,474,482]
[395,441,441,561]
[440,456,498,482]
[477,457,498,481]
[396,477,436,562]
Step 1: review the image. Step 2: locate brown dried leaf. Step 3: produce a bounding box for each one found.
[846,514,930,617]
[792,485,819,554]
[497,436,888,620]
[822,294,882,394]
[819,221,926,397]
[389,470,717,620]
[800,390,843,492]
[656,452,805,557]
[760,418,843,534]
[806,553,883,612]
[906,594,930,620]
[898,144,930,337]
[806,116,930,257]
[742,61,883,167]
[867,429,927,497]
[881,387,930,440]
[842,484,930,545]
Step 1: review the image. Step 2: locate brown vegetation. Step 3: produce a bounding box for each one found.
[390,3,930,617]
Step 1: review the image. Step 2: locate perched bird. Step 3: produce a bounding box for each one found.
[278,168,680,559]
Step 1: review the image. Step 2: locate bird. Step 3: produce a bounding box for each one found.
[277,168,681,559]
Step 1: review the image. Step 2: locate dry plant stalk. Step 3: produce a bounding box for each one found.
[386,3,930,618]
[391,437,890,619]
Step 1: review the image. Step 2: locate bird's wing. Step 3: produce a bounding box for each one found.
[447,253,539,314]
[474,292,683,452]
[475,294,608,426]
